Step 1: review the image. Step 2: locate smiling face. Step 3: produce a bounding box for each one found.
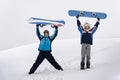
[83,22,91,31]
[44,30,49,37]
[44,32,49,37]
[84,26,90,31]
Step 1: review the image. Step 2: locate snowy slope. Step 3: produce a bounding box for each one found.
[0,38,120,80]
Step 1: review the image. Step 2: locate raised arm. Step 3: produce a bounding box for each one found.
[50,26,58,41]
[36,24,44,40]
[76,15,84,34]
[90,18,100,34]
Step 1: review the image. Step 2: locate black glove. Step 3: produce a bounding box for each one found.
[51,24,58,28]
[76,15,79,19]
[36,24,40,27]
[40,24,46,27]
[51,24,54,28]
[54,25,58,28]
[97,17,100,21]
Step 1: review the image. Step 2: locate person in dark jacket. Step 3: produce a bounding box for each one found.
[28,24,63,74]
[76,15,100,70]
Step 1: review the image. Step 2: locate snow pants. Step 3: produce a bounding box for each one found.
[29,51,62,73]
[81,44,91,63]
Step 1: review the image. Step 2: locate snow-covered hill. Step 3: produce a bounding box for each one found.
[0,38,120,80]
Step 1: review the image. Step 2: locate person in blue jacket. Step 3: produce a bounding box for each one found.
[29,24,63,74]
[76,15,100,70]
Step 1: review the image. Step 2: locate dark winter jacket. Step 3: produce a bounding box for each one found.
[77,19,100,45]
[36,26,58,51]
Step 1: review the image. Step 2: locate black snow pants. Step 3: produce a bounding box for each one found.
[29,51,62,73]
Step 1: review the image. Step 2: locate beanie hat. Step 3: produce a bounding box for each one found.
[83,22,91,27]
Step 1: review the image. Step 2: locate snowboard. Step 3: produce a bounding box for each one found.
[29,17,65,27]
[68,10,107,19]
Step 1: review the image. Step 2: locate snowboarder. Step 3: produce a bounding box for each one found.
[28,24,63,74]
[76,15,100,70]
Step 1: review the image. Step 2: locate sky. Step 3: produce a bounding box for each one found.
[0,0,120,51]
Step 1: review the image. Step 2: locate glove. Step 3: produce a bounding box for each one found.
[76,15,79,19]
[36,24,40,27]
[97,17,100,21]
[54,25,58,28]
[52,25,58,28]
[40,24,46,27]
[51,24,55,28]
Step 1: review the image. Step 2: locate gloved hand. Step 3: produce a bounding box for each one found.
[36,24,40,27]
[51,24,55,28]
[53,25,58,28]
[97,17,100,21]
[40,24,46,27]
[76,15,79,19]
[54,25,58,29]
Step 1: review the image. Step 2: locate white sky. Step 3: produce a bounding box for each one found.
[0,0,120,51]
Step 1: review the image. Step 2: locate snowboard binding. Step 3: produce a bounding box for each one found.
[80,11,84,16]
[92,12,97,17]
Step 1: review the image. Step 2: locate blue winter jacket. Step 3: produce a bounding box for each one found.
[77,19,100,45]
[36,26,58,51]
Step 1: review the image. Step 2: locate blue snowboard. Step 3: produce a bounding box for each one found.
[29,17,65,25]
[68,10,107,19]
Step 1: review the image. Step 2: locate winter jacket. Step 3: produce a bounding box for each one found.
[36,26,58,51]
[77,19,100,45]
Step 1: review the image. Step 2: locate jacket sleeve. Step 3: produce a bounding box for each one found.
[91,21,100,34]
[50,27,58,41]
[36,26,44,40]
[77,19,83,34]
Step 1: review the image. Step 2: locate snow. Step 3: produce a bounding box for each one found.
[0,38,120,80]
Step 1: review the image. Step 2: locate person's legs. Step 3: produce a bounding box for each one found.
[29,52,45,74]
[45,52,63,71]
[86,44,91,68]
[81,44,86,69]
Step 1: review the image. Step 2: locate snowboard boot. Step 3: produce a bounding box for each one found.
[58,67,63,71]
[28,71,34,75]
[60,68,63,71]
[86,61,90,69]
[80,62,85,70]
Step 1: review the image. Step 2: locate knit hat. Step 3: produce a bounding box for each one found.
[83,22,91,27]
